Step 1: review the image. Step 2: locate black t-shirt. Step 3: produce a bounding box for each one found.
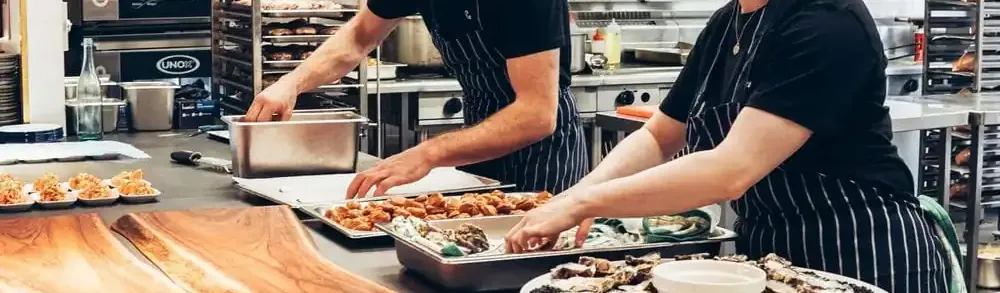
[367,0,572,88]
[660,0,915,196]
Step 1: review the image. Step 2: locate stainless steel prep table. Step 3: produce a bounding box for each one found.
[0,132,448,293]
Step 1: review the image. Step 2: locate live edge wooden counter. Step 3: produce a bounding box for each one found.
[0,132,464,293]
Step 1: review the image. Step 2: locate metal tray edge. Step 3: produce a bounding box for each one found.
[376,219,737,265]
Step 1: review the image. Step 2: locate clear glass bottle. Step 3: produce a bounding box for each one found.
[76,38,103,141]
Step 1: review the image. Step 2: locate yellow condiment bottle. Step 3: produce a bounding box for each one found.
[605,18,622,71]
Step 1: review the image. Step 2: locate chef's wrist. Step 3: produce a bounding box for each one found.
[567,189,599,220]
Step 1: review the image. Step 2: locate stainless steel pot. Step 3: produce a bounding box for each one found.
[121,81,179,131]
[570,32,587,74]
[382,16,444,69]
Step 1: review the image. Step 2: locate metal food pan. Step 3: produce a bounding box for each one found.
[377,216,737,292]
[301,192,539,239]
[223,110,368,178]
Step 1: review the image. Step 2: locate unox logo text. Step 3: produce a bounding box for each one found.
[156,55,200,75]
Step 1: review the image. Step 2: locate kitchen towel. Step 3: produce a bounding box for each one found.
[918,195,966,293]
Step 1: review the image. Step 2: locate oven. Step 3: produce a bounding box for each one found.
[67,0,214,129]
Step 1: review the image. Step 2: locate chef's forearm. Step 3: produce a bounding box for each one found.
[277,11,397,94]
[573,128,681,191]
[419,100,557,167]
[576,149,743,218]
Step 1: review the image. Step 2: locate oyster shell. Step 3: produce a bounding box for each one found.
[551,262,596,279]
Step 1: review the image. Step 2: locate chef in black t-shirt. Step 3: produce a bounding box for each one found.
[244,0,587,197]
[505,0,948,292]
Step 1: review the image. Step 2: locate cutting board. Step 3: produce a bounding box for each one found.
[112,206,395,293]
[0,214,183,293]
[234,167,501,206]
[616,105,658,118]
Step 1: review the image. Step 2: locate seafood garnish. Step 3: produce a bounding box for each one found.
[551,263,596,279]
[391,217,491,257]
[535,253,875,293]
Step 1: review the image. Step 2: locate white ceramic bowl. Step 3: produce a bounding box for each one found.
[652,260,766,293]
[119,188,161,203]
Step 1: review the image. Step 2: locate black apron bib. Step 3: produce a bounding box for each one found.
[677,3,948,292]
[422,0,587,193]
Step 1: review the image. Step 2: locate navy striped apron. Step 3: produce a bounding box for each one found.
[673,4,949,293]
[423,0,588,194]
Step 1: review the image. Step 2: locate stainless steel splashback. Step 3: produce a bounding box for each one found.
[570,0,916,59]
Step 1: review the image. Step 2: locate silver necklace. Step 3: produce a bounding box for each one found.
[732,7,763,55]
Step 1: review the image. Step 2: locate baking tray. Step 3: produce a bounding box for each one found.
[376,216,737,291]
[263,60,303,69]
[263,35,334,44]
[234,170,515,208]
[301,192,539,239]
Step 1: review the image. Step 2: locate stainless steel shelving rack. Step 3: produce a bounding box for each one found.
[922,0,977,94]
[210,0,391,153]
[209,0,368,113]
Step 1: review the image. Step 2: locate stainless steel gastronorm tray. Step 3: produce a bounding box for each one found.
[376,215,738,291]
[301,192,538,239]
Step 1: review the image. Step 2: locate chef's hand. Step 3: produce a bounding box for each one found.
[244,82,297,122]
[346,147,434,199]
[504,194,591,253]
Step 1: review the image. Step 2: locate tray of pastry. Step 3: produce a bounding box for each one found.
[374,214,737,291]
[262,19,339,43]
[301,191,552,239]
[263,44,314,68]
[226,0,357,18]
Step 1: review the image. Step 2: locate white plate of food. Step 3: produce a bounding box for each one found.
[519,253,886,293]
[30,188,77,209]
[66,173,104,191]
[117,179,160,204]
[74,185,119,206]
[104,169,146,188]
[0,186,35,212]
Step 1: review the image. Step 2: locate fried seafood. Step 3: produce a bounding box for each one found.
[0,179,27,204]
[110,169,144,187]
[69,173,102,190]
[119,179,156,196]
[34,172,59,191]
[39,185,68,202]
[80,184,114,200]
[325,190,552,231]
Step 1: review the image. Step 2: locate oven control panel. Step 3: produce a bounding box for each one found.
[596,85,665,112]
[416,92,464,123]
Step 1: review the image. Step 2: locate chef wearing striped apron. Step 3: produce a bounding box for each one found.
[505,0,949,292]
[298,0,586,196]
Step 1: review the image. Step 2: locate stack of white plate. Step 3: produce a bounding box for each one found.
[0,53,20,127]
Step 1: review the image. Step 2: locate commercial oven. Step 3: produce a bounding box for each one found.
[67,0,214,129]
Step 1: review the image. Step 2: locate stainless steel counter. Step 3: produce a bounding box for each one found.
[364,62,922,95]
[0,133,448,293]
[365,67,686,94]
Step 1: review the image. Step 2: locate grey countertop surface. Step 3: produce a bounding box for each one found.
[0,132,450,293]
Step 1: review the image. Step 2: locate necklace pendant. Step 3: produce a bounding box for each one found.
[732,43,740,55]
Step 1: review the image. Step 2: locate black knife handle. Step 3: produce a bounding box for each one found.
[170,150,202,165]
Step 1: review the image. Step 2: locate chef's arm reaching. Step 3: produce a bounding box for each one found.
[575,107,811,218]
[418,49,562,167]
[345,49,563,198]
[244,8,400,122]
[567,112,687,192]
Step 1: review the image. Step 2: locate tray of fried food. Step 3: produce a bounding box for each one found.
[0,174,33,212]
[301,190,552,239]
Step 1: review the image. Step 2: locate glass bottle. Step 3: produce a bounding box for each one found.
[76,38,103,141]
